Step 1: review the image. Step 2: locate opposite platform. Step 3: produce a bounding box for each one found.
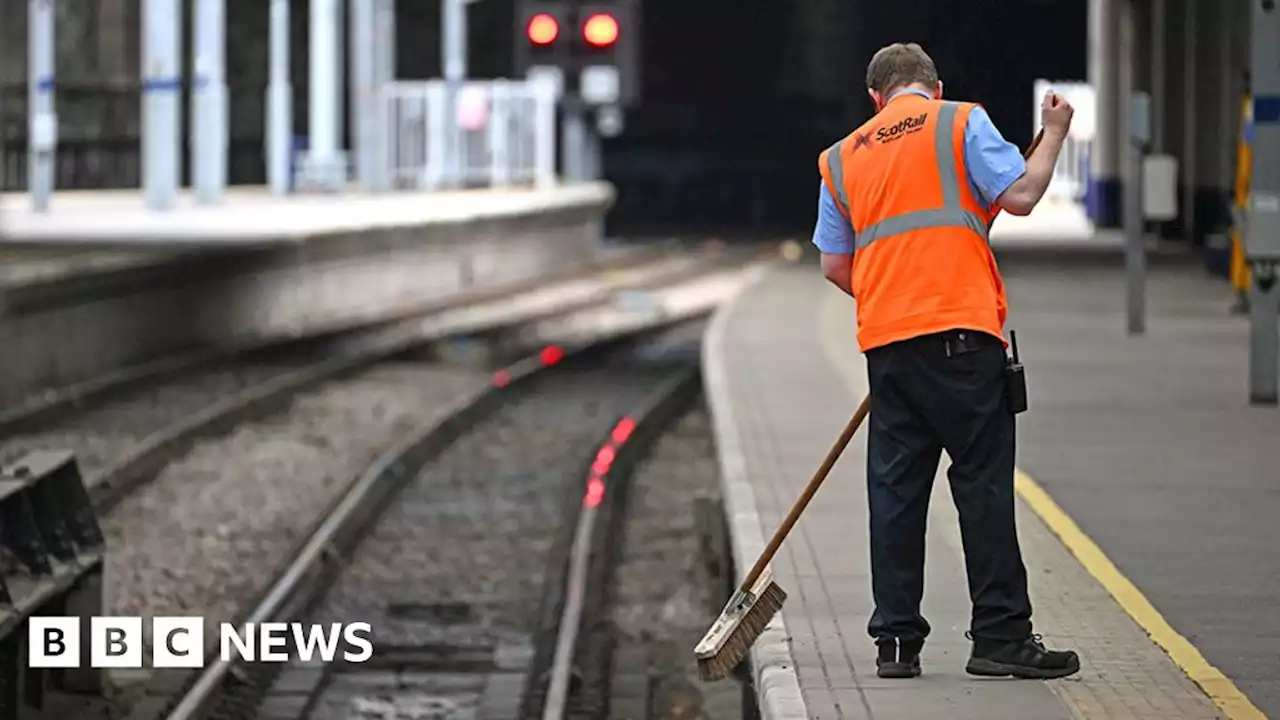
[0,182,615,406]
[703,254,1277,719]
[0,184,610,248]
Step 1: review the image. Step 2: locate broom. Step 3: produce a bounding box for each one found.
[695,393,871,681]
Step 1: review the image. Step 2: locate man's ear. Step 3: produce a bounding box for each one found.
[934,81,944,100]
[868,89,883,112]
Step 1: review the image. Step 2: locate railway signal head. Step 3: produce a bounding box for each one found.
[572,0,641,107]
[515,2,571,77]
[581,12,620,48]
[527,12,560,46]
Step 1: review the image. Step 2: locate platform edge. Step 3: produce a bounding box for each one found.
[701,262,810,720]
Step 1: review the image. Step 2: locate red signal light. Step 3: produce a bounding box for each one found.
[584,476,606,508]
[540,345,565,366]
[592,445,616,476]
[582,13,619,47]
[611,417,636,444]
[527,13,560,45]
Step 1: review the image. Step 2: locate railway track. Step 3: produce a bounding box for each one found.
[4,249,767,720]
[0,245,727,513]
[147,316,750,720]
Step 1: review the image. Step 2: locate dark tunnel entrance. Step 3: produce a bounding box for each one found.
[595,0,1088,239]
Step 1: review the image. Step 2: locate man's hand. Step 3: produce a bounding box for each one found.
[994,91,1073,216]
[1040,91,1074,139]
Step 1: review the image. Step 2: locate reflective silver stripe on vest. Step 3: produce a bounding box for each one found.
[851,101,989,251]
[825,138,849,215]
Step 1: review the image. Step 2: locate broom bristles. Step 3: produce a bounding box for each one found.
[696,580,786,682]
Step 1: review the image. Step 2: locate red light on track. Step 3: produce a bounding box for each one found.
[584,476,606,508]
[540,345,565,366]
[492,369,511,387]
[527,13,560,45]
[582,13,619,47]
[592,444,616,475]
[611,417,636,444]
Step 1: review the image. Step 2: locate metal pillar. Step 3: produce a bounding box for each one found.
[1180,0,1197,242]
[192,0,227,204]
[301,0,345,190]
[1120,0,1146,335]
[334,0,345,157]
[442,0,467,187]
[142,0,182,210]
[28,0,57,212]
[266,0,292,196]
[1088,0,1120,224]
[583,128,601,181]
[561,101,587,182]
[351,0,376,190]
[1150,0,1165,151]
[371,0,396,191]
[1246,0,1280,406]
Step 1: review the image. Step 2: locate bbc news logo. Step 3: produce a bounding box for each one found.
[28,617,373,668]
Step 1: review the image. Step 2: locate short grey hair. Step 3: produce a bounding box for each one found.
[866,43,939,96]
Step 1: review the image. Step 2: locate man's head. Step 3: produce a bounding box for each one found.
[866,43,942,112]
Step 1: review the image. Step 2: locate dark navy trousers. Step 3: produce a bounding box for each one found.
[863,329,1033,646]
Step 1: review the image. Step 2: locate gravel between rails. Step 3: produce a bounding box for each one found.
[606,402,747,720]
[293,351,682,720]
[0,359,312,481]
[103,361,488,663]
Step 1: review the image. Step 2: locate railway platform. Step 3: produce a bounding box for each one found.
[0,182,614,407]
[703,243,1279,719]
[0,184,608,248]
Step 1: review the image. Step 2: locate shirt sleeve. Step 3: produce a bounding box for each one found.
[963,106,1027,206]
[812,182,855,255]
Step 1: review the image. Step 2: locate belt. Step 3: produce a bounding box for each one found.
[897,329,1000,358]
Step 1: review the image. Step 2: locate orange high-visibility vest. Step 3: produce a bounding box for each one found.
[818,94,1006,352]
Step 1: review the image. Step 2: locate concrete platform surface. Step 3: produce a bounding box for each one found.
[703,255,1276,719]
[0,183,611,246]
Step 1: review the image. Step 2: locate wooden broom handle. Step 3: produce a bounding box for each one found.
[740,393,872,593]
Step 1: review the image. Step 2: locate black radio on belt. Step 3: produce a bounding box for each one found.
[1005,330,1028,415]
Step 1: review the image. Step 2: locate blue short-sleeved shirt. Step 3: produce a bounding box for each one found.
[812,89,1027,255]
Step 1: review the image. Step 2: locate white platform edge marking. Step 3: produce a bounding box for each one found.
[0,183,615,242]
[700,262,810,720]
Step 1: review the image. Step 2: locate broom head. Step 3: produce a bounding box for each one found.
[694,565,787,682]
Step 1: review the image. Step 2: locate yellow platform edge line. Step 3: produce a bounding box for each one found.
[1014,469,1269,720]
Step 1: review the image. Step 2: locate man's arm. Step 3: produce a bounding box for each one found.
[963,106,1036,214]
[965,102,1071,216]
[995,131,1065,215]
[812,182,855,296]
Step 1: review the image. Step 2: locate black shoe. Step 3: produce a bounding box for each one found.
[965,633,1080,679]
[875,637,923,679]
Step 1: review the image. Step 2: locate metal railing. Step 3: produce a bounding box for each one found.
[379,79,557,191]
[1033,79,1095,203]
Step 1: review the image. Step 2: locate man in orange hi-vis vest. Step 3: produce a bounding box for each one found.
[812,43,1080,681]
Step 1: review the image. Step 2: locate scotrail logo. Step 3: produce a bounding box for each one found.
[28,617,374,668]
[875,113,929,142]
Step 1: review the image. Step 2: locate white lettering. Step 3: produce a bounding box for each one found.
[343,622,374,662]
[220,623,255,662]
[290,623,342,662]
[259,622,290,662]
